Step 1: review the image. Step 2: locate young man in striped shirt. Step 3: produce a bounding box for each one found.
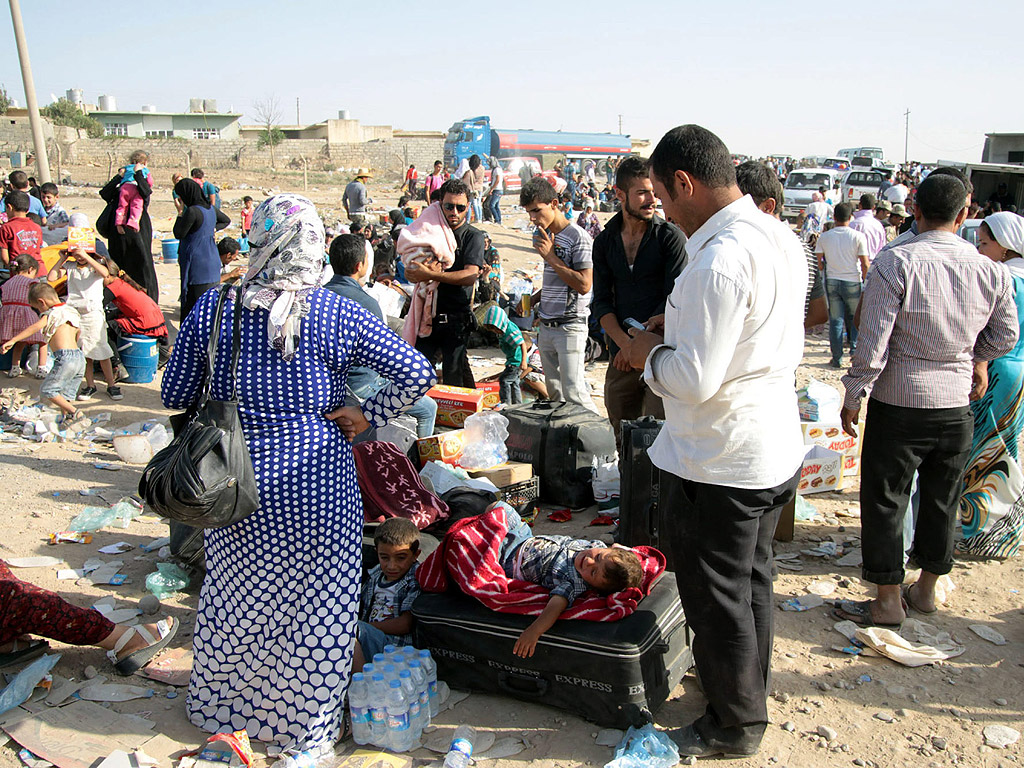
[837,173,1019,628]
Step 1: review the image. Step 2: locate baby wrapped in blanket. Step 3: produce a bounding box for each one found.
[396,202,457,344]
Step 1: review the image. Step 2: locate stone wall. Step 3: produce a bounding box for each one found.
[59,135,445,178]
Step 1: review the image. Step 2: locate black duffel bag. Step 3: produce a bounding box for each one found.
[139,285,259,528]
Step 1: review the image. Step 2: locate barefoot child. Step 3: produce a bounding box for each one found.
[1,255,47,377]
[353,518,422,672]
[47,247,122,400]
[499,508,642,657]
[1,282,86,424]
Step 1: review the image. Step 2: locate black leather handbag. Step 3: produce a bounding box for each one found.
[139,285,259,528]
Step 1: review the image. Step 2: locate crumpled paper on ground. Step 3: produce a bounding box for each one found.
[855,618,965,667]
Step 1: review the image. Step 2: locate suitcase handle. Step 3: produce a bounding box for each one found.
[498,671,548,699]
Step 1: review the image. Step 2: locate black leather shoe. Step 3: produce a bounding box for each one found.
[665,724,761,758]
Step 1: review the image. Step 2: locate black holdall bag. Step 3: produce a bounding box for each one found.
[503,401,616,508]
[139,285,260,528]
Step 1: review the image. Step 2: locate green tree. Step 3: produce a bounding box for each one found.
[40,98,103,138]
[0,84,11,115]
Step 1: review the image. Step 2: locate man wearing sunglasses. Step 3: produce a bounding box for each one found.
[405,178,485,387]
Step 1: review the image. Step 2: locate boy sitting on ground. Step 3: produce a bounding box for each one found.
[500,508,642,658]
[353,518,422,672]
[1,282,86,426]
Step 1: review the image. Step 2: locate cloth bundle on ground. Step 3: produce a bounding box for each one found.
[396,202,456,343]
[353,440,449,529]
[417,502,665,620]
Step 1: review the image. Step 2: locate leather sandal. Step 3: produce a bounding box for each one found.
[108,617,179,675]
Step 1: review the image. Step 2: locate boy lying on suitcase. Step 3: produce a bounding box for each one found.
[353,518,422,672]
[499,509,644,657]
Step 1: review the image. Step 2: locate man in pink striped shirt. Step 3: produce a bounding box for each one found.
[849,193,887,259]
[836,173,1019,628]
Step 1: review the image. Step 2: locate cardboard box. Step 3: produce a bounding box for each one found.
[797,445,843,495]
[475,381,501,409]
[416,429,467,467]
[67,227,97,252]
[427,385,486,428]
[801,421,862,477]
[467,460,533,487]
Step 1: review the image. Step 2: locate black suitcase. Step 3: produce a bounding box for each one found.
[504,401,616,509]
[615,418,675,570]
[411,574,692,728]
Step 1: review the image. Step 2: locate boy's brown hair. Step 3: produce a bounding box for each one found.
[602,548,644,593]
[129,150,149,165]
[28,282,58,304]
[374,517,420,553]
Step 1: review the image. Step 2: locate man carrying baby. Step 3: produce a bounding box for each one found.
[405,178,484,388]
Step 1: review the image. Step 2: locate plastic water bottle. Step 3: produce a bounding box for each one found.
[368,673,388,747]
[442,726,476,768]
[383,644,398,659]
[348,673,372,746]
[408,659,431,729]
[398,669,422,744]
[385,679,412,753]
[418,649,440,717]
[382,663,398,683]
[373,653,387,667]
[362,663,376,677]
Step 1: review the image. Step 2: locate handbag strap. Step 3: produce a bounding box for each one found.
[193,285,234,412]
[228,284,242,400]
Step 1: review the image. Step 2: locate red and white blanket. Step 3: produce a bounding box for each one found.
[416,503,666,621]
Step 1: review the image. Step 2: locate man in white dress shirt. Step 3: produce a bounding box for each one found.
[626,125,808,759]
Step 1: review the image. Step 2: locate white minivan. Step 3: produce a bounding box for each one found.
[782,168,843,219]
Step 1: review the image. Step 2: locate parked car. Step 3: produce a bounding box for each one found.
[782,168,843,219]
[822,157,851,172]
[487,156,560,192]
[840,169,889,205]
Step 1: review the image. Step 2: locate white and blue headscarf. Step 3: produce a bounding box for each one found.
[240,194,327,361]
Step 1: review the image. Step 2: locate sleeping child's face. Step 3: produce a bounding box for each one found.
[377,542,419,583]
[574,547,618,591]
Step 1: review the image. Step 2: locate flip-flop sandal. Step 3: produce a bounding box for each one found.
[902,583,938,614]
[830,600,903,629]
[0,638,49,668]
[109,617,179,676]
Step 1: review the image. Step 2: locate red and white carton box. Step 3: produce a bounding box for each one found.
[797,445,844,495]
[800,421,861,477]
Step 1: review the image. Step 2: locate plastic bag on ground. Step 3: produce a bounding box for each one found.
[798,378,841,422]
[145,562,189,599]
[0,653,62,716]
[605,724,680,768]
[68,499,143,532]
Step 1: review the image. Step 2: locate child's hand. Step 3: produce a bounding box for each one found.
[513,626,543,658]
[116,225,125,234]
[1,341,13,354]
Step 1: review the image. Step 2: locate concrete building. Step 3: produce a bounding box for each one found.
[91,109,242,140]
[239,117,392,144]
[982,133,1024,165]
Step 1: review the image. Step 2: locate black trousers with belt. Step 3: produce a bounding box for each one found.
[661,467,800,743]
[415,312,476,388]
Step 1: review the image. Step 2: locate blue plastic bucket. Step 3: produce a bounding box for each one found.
[117,335,158,383]
[161,239,179,264]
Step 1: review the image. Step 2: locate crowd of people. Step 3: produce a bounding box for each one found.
[1,128,1023,763]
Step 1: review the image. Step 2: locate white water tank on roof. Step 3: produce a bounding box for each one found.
[189,98,204,113]
[66,89,84,106]
[98,94,116,111]
[338,110,351,120]
[140,105,156,113]
[203,99,217,113]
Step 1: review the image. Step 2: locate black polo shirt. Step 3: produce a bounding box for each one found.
[435,222,485,315]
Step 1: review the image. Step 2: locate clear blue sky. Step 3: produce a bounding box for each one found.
[2,0,1020,163]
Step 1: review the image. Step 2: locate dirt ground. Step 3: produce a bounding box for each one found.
[1,169,1021,768]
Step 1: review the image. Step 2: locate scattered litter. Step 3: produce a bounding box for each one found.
[78,684,154,703]
[595,729,625,747]
[832,620,860,642]
[968,625,1006,645]
[5,557,64,569]
[94,463,121,471]
[835,550,863,567]
[794,496,821,522]
[139,537,170,553]
[854,621,965,667]
[18,748,53,768]
[605,724,679,768]
[806,580,836,597]
[48,532,92,545]
[547,508,572,523]
[983,725,1020,749]
[0,654,62,716]
[87,561,125,586]
[801,542,838,558]
[779,595,824,612]
[858,674,871,683]
[68,501,141,532]
[44,677,88,707]
[91,598,141,625]
[145,563,189,599]
[98,542,134,555]
[137,648,192,687]
[475,736,525,760]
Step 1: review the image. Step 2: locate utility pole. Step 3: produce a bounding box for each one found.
[8,0,50,182]
[904,108,910,164]
[618,114,623,134]
[296,97,300,126]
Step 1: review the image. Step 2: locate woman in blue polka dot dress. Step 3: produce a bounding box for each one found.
[161,194,436,752]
